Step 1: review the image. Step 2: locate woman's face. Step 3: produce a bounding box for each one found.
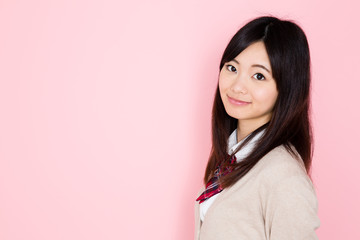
[219,41,278,130]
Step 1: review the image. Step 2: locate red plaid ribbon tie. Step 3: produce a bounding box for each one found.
[196,155,237,203]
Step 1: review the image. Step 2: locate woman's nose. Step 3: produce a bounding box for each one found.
[230,75,248,94]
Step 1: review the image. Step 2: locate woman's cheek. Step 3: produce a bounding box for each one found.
[254,86,277,103]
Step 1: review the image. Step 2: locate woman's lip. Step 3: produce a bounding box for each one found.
[227,95,251,106]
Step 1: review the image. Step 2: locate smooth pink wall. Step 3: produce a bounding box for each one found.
[0,0,359,239]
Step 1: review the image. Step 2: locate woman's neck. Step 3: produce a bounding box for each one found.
[237,119,269,142]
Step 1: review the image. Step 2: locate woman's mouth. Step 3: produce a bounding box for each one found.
[227,95,251,106]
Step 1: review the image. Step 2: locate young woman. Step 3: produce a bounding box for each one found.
[194,16,320,239]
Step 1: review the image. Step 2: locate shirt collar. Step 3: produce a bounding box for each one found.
[227,128,265,162]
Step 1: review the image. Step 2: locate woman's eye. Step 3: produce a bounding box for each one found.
[226,65,237,72]
[253,73,265,80]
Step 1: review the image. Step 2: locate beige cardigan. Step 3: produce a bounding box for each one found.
[194,145,320,240]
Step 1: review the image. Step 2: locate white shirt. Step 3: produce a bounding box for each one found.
[199,128,265,222]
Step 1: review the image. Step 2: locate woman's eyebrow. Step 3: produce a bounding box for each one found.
[230,59,240,64]
[251,64,271,73]
[230,59,271,73]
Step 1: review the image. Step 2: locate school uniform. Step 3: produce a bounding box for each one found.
[194,129,320,240]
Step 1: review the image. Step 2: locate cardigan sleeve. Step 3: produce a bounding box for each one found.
[264,175,320,240]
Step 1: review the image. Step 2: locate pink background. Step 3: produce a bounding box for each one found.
[0,0,359,239]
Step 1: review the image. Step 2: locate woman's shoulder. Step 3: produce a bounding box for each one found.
[260,144,307,172]
[255,145,313,188]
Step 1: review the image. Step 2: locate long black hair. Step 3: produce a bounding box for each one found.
[204,16,313,188]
